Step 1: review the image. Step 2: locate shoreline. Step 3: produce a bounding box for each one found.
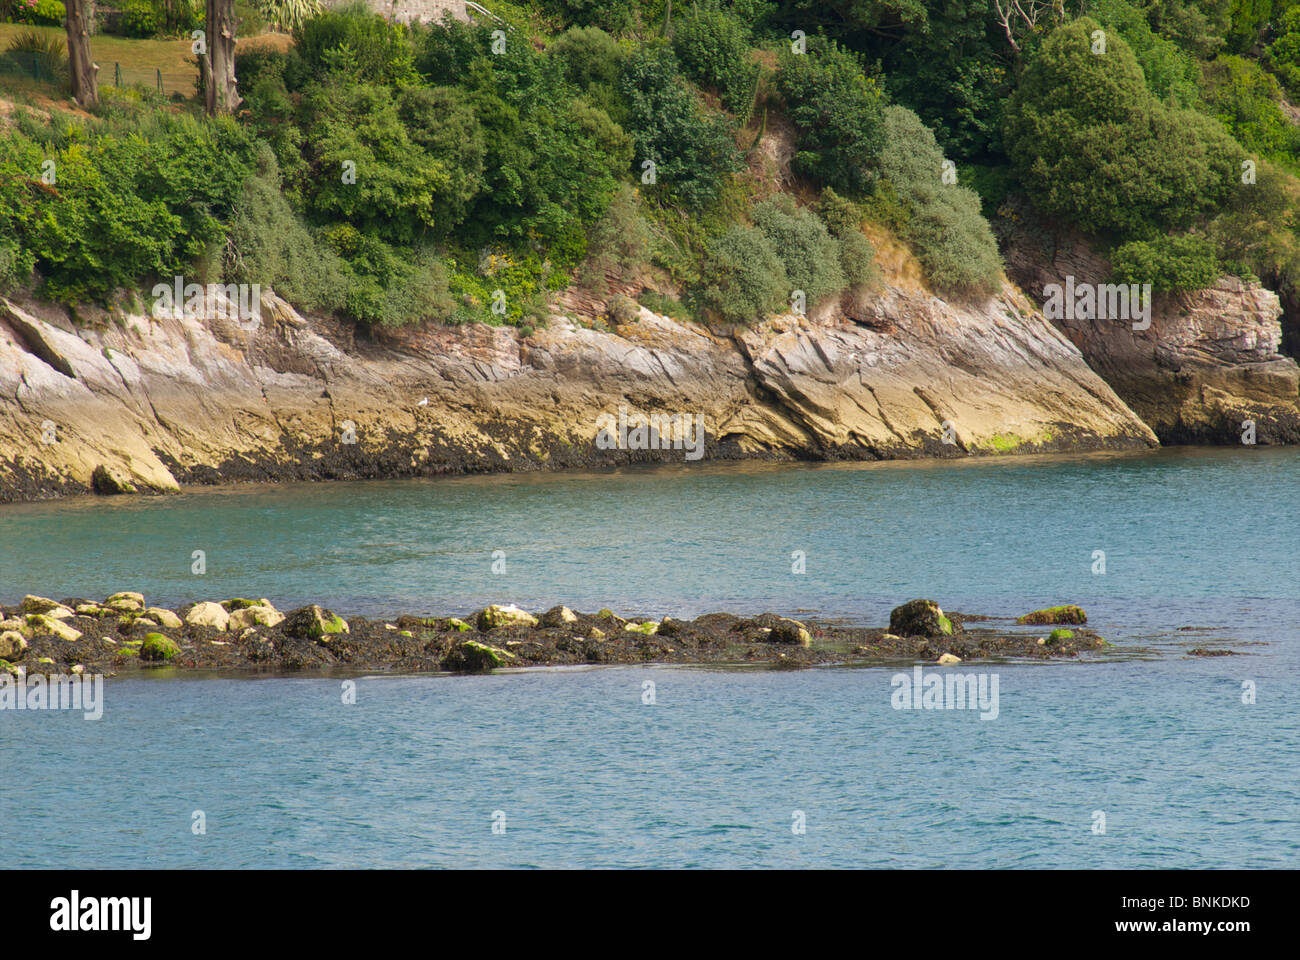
[0,595,1110,678]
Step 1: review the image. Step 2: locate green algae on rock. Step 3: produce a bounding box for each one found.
[1017,605,1087,625]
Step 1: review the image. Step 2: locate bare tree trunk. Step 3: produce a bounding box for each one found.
[65,0,98,108]
[204,0,241,117]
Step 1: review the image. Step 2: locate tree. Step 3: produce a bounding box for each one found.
[65,0,98,109]
[205,0,242,116]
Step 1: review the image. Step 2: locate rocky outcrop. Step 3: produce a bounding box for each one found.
[0,261,1156,502]
[1005,230,1300,444]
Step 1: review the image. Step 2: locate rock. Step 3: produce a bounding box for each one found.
[220,597,267,611]
[70,664,85,675]
[1017,605,1087,625]
[139,632,180,661]
[889,599,956,638]
[443,640,518,673]
[20,595,74,619]
[446,617,472,632]
[0,630,28,659]
[91,464,139,495]
[145,607,183,629]
[228,604,285,631]
[476,604,539,631]
[1047,628,1074,643]
[657,617,683,637]
[937,653,962,665]
[624,621,660,636]
[75,603,103,616]
[106,591,145,607]
[135,618,157,627]
[540,605,578,627]
[768,617,812,646]
[0,618,26,634]
[0,659,17,677]
[283,605,349,641]
[588,627,606,641]
[25,614,82,642]
[185,602,230,631]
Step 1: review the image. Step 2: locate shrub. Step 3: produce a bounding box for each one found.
[751,194,845,309]
[694,225,787,324]
[671,2,760,122]
[1266,6,1300,97]
[1110,234,1222,292]
[1004,19,1244,239]
[324,229,453,327]
[295,2,419,86]
[776,38,886,198]
[578,183,652,293]
[1201,55,1300,175]
[879,106,1002,296]
[818,187,878,289]
[621,47,742,208]
[120,0,161,38]
[5,28,67,80]
[223,144,348,314]
[16,0,64,26]
[547,24,624,91]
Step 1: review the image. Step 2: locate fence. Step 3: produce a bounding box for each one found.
[0,50,195,97]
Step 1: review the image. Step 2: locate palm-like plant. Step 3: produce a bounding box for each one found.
[256,0,323,32]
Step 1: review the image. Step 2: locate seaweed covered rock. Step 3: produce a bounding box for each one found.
[0,630,27,659]
[228,603,285,631]
[1017,605,1087,625]
[25,614,81,642]
[139,632,180,661]
[768,617,812,646]
[540,605,578,627]
[889,599,956,638]
[20,595,73,618]
[284,604,350,641]
[443,640,517,673]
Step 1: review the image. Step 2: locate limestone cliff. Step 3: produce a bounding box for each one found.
[0,260,1157,502]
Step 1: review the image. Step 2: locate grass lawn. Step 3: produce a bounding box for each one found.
[0,24,291,93]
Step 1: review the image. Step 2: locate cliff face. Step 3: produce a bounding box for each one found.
[0,263,1157,502]
[1005,231,1300,444]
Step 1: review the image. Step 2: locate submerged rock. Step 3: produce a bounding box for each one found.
[1017,605,1087,625]
[889,599,956,638]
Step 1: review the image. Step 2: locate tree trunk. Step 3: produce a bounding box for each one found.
[64,0,98,108]
[204,0,241,117]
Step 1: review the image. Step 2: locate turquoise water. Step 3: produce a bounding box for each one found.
[1,447,1298,867]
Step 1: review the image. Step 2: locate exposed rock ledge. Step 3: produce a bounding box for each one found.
[1005,230,1300,444]
[0,275,1156,502]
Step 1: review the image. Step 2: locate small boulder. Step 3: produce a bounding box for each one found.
[1017,605,1086,626]
[20,595,74,619]
[443,640,518,673]
[139,633,180,661]
[1047,628,1074,643]
[889,599,956,638]
[446,617,472,633]
[91,464,138,495]
[540,605,578,627]
[75,603,103,617]
[145,607,183,629]
[283,605,349,641]
[25,615,82,642]
[937,653,962,665]
[228,604,285,631]
[185,602,230,631]
[106,591,145,607]
[0,630,28,659]
[624,621,660,636]
[476,604,539,631]
[768,617,812,646]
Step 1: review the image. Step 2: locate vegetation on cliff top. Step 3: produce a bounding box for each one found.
[3,0,1300,330]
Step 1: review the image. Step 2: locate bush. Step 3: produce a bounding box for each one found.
[1004,19,1244,239]
[671,2,760,122]
[879,106,1001,296]
[119,0,161,38]
[1110,234,1222,292]
[818,187,878,289]
[223,144,348,314]
[578,183,652,293]
[621,46,742,208]
[751,194,845,309]
[547,24,624,91]
[1266,6,1300,97]
[1199,56,1300,175]
[694,225,787,324]
[295,2,419,86]
[4,28,67,80]
[776,38,886,198]
[14,0,64,26]
[324,227,453,327]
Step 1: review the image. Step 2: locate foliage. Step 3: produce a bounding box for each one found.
[578,183,652,293]
[879,106,1002,295]
[694,225,788,324]
[775,37,886,197]
[295,2,420,86]
[621,46,741,208]
[120,0,162,38]
[1004,19,1244,239]
[751,194,845,308]
[671,2,760,122]
[1199,55,1300,175]
[1110,233,1222,291]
